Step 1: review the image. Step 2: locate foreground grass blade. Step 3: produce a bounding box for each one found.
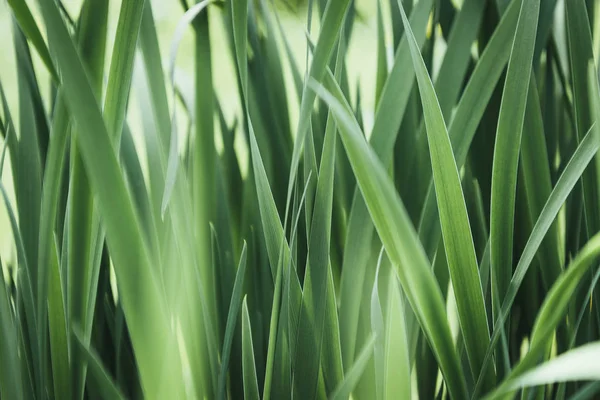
[397,0,492,387]
[33,0,185,397]
[487,342,600,399]
[490,0,540,319]
[312,81,469,400]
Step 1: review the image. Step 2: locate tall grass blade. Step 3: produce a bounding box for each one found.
[397,0,492,388]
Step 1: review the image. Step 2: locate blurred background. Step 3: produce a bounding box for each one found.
[0,0,386,266]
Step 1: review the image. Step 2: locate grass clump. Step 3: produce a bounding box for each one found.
[1,0,600,398]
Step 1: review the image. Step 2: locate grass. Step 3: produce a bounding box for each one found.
[2,0,600,399]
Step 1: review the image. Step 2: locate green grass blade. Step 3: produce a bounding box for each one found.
[485,60,600,399]
[475,123,600,395]
[47,239,69,400]
[0,255,22,400]
[375,0,387,105]
[6,0,58,81]
[384,271,410,400]
[339,0,432,369]
[241,297,260,400]
[34,0,185,396]
[284,0,351,225]
[417,0,520,296]
[330,335,377,400]
[566,0,600,235]
[490,0,540,317]
[489,341,600,399]
[370,249,386,400]
[72,328,126,400]
[569,381,600,400]
[217,242,248,399]
[433,0,486,119]
[312,80,468,400]
[293,49,340,399]
[0,181,37,395]
[11,22,44,394]
[519,75,562,288]
[397,0,492,388]
[161,0,213,214]
[67,2,109,397]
